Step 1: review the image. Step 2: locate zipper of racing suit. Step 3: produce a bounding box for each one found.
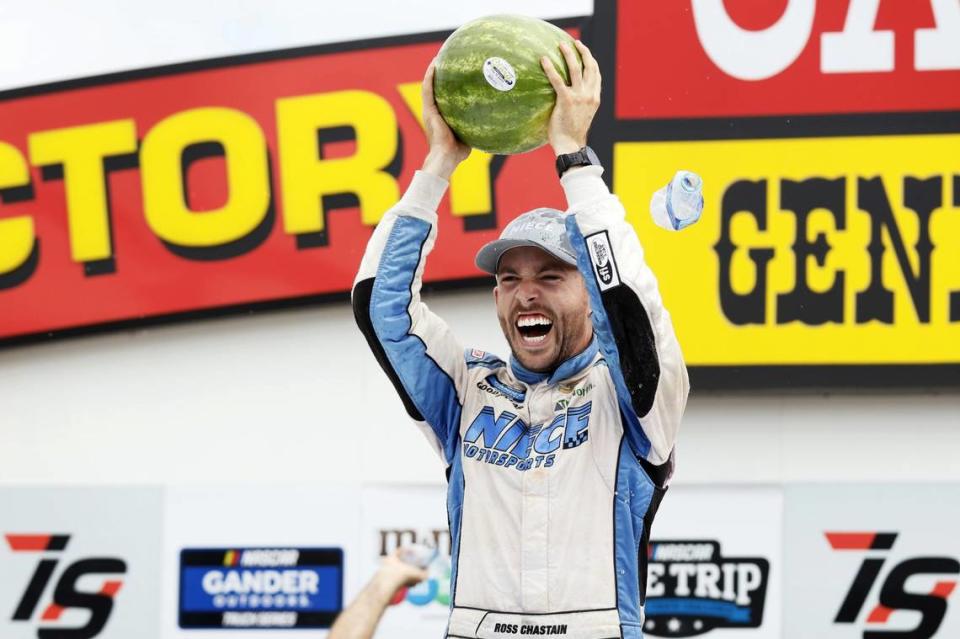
[519,380,556,613]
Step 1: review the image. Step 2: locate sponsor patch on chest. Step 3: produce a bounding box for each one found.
[477,375,526,409]
[461,402,592,472]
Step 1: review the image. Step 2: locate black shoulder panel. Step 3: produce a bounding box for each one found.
[352,278,425,421]
[601,285,660,417]
[638,483,668,606]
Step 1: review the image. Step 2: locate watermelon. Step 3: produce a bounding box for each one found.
[433,15,582,155]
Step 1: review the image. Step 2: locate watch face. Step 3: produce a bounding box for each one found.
[584,146,600,165]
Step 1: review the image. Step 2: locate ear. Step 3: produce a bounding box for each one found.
[493,285,499,305]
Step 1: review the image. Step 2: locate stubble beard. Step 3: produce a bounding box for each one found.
[500,314,589,374]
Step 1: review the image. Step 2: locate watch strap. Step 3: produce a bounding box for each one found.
[555,146,596,177]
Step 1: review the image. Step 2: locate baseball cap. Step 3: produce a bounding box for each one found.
[475,208,578,275]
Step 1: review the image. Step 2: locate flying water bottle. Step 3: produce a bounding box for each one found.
[650,170,704,231]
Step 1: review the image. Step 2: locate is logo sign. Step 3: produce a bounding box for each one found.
[644,540,769,637]
[5,533,125,639]
[827,531,959,639]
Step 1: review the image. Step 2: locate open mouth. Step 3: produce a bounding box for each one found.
[516,313,553,345]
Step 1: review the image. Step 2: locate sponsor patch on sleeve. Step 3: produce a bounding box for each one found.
[585,231,621,291]
[465,348,505,370]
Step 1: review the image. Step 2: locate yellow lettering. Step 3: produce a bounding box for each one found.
[398,81,495,216]
[0,142,34,276]
[140,107,270,247]
[276,90,399,233]
[28,119,137,263]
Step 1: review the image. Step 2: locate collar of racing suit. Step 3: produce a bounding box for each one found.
[508,336,600,387]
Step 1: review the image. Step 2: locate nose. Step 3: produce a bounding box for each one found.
[516,278,539,306]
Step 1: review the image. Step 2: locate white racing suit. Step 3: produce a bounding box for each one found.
[353,166,689,639]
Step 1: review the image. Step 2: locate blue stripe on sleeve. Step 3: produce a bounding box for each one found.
[445,452,466,615]
[370,216,462,464]
[614,439,656,636]
[566,216,651,458]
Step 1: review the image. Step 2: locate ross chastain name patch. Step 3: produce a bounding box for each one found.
[493,622,569,635]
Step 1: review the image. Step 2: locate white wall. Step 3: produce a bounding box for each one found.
[2,288,958,486]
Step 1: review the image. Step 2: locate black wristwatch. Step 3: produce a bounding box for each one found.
[555,146,600,177]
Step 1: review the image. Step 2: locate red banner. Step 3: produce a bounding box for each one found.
[0,32,579,341]
[615,0,960,119]
[1,5,958,389]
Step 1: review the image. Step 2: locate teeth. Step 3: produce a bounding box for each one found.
[521,334,548,344]
[517,315,552,328]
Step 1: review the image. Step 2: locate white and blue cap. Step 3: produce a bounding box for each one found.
[475,208,577,274]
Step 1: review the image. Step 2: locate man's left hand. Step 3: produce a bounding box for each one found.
[541,40,601,156]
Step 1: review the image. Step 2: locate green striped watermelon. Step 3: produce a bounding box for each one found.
[433,15,582,155]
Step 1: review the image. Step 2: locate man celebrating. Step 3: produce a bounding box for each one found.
[353,40,688,639]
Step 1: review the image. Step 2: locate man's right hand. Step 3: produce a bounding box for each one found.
[421,60,471,181]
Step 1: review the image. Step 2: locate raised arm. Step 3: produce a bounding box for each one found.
[328,551,427,639]
[543,41,690,474]
[352,62,473,465]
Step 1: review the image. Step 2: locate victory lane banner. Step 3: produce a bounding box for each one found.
[2,1,960,387]
[591,0,960,386]
[178,547,343,629]
[0,24,579,344]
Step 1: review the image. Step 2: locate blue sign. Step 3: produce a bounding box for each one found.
[179,547,343,629]
[644,540,769,637]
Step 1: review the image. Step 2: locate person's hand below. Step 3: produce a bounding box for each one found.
[541,40,601,156]
[327,549,428,639]
[421,60,471,180]
[377,549,429,593]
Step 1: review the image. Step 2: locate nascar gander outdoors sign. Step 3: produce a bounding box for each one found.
[0,0,958,387]
[178,547,343,629]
